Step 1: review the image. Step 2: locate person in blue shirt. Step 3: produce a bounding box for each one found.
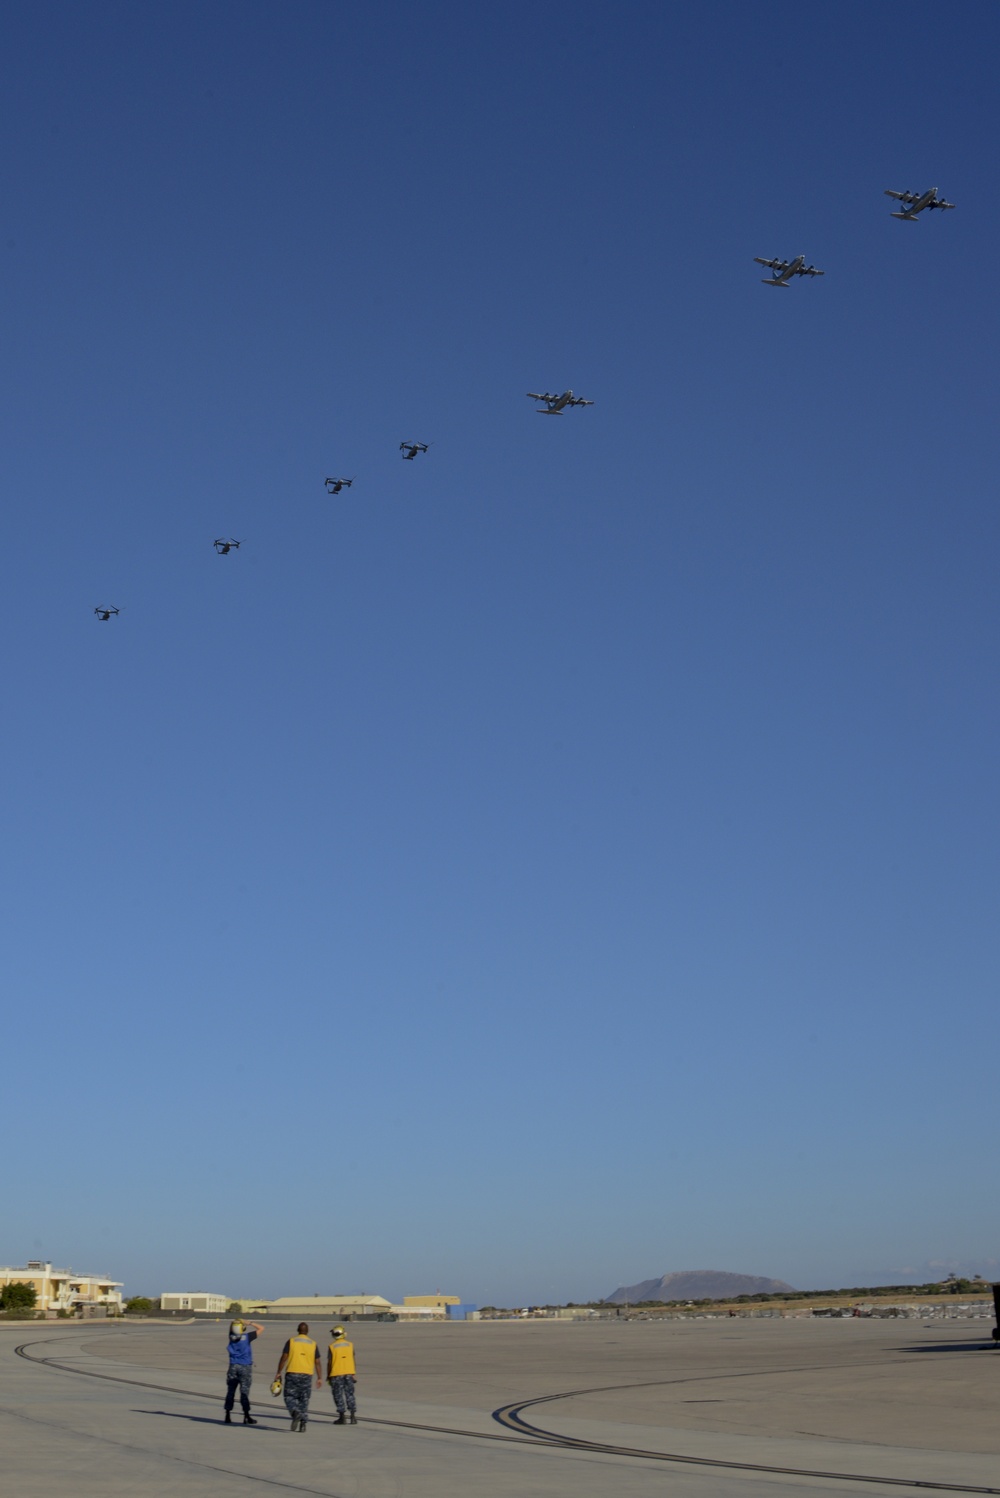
[224,1319,264,1425]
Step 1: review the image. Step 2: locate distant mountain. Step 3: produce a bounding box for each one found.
[604,1270,796,1304]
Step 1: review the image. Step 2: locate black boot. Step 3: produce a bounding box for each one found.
[290,1414,301,1432]
[334,1412,347,1425]
[243,1413,257,1425]
[349,1412,357,1425]
[224,1411,232,1424]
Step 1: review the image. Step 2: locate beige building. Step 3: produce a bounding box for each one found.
[390,1302,445,1320]
[160,1292,232,1314]
[404,1294,460,1311]
[251,1295,394,1318]
[0,1262,123,1315]
[238,1294,447,1321]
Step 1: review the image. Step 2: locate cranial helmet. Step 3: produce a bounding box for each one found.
[332,1325,345,1337]
[230,1320,245,1337]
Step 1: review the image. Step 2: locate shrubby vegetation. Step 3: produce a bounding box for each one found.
[124,1296,157,1314]
[0,1281,37,1311]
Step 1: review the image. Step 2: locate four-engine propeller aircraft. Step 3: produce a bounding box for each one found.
[80,199,957,628]
[754,255,825,287]
[884,187,955,221]
[526,390,594,414]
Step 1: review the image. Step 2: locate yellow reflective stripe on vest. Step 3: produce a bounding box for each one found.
[328,1340,355,1376]
[285,1336,317,1374]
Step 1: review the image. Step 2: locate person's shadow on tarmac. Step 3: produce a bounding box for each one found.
[133,1409,280,1428]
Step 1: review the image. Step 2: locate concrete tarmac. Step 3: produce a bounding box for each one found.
[3,1316,999,1498]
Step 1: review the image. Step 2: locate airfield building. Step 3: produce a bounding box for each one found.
[404,1294,477,1319]
[237,1294,461,1320]
[250,1295,394,1319]
[0,1261,123,1315]
[160,1292,232,1313]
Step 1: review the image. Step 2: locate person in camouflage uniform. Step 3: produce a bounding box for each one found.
[224,1319,263,1425]
[274,1323,322,1432]
[326,1326,358,1423]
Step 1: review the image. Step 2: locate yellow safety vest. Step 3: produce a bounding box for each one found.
[285,1336,317,1375]
[328,1339,356,1376]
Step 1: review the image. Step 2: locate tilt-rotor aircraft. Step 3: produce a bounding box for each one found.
[526,389,594,414]
[884,187,955,221]
[754,255,825,287]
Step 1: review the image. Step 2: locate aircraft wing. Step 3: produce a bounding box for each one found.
[754,257,786,271]
[526,392,556,402]
[802,267,825,277]
[931,197,955,210]
[568,397,593,406]
[884,189,917,203]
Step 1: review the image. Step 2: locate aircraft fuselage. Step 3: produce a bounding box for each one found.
[892,187,938,221]
[540,390,574,413]
[765,255,805,286]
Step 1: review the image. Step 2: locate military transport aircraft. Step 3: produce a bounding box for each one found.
[884,187,955,221]
[400,442,429,460]
[526,390,594,414]
[94,606,120,620]
[324,477,354,494]
[213,537,243,554]
[754,255,825,287]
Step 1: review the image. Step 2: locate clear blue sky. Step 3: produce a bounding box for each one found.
[2,0,997,1306]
